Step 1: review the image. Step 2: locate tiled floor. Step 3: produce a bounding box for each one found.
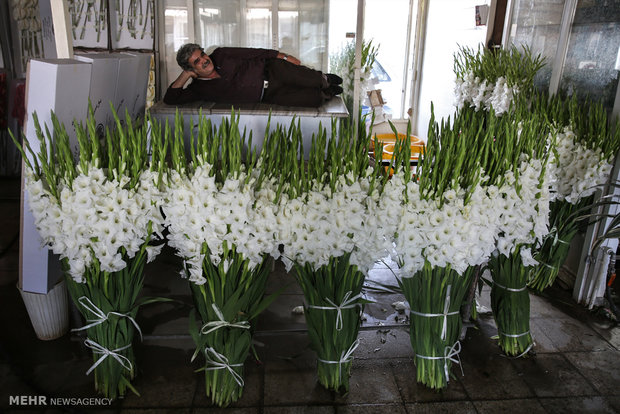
[1,176,619,413]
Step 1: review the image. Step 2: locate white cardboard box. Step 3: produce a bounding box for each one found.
[75,53,121,131]
[20,59,92,293]
[115,52,151,122]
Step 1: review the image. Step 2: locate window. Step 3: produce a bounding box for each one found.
[507,0,565,91]
[559,1,620,108]
[161,0,328,89]
[162,1,191,87]
[415,0,489,139]
[363,0,412,119]
[328,0,414,119]
[506,0,620,110]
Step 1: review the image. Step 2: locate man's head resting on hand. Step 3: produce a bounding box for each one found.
[176,43,203,71]
[176,43,219,79]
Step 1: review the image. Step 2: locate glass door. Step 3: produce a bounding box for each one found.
[505,0,565,91]
[558,1,620,109]
[414,0,489,139]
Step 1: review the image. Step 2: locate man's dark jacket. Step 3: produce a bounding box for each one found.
[163,47,278,105]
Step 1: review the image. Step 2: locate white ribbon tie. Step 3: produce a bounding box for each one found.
[83,338,133,376]
[307,291,363,331]
[416,341,464,383]
[200,303,250,335]
[204,347,245,387]
[409,285,459,341]
[73,296,143,341]
[317,339,360,380]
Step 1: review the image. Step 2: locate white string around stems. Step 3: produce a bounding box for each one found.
[493,282,535,357]
[72,296,143,340]
[316,339,360,381]
[498,330,534,358]
[204,347,245,387]
[498,330,530,338]
[306,291,363,331]
[200,303,250,335]
[548,226,570,246]
[540,262,559,271]
[83,338,133,376]
[492,281,527,292]
[409,285,459,341]
[415,341,464,383]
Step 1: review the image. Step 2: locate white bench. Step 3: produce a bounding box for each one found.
[148,97,349,158]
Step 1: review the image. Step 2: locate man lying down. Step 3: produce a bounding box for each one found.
[164,43,343,108]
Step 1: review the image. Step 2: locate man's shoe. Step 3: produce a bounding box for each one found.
[326,73,343,85]
[324,85,343,96]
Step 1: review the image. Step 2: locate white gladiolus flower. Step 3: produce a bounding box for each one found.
[380,151,550,273]
[24,166,166,283]
[454,74,517,116]
[493,156,550,258]
[380,171,502,276]
[163,166,281,283]
[548,128,613,204]
[520,247,539,267]
[279,172,389,276]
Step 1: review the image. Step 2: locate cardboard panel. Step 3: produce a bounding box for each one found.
[75,53,121,132]
[115,52,151,122]
[20,59,91,293]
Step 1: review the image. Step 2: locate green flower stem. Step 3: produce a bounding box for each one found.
[293,253,366,394]
[64,251,148,399]
[530,197,591,291]
[398,262,474,389]
[188,248,275,407]
[489,248,533,356]
[197,325,251,407]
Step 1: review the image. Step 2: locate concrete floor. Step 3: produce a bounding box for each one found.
[1,176,619,413]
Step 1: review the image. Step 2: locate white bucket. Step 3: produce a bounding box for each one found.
[18,279,70,340]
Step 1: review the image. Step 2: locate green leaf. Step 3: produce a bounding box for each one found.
[248,284,290,320]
